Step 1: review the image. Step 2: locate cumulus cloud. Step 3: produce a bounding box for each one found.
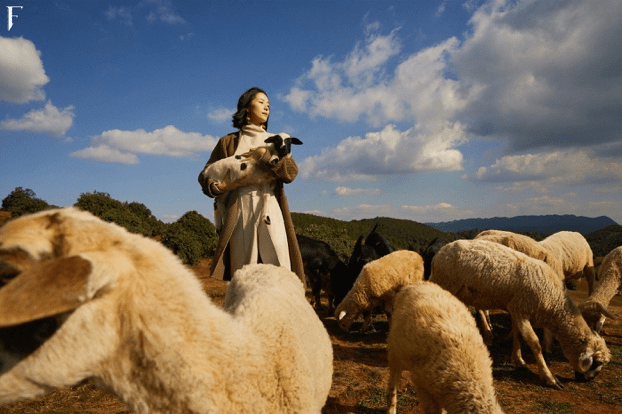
[454,0,622,150]
[0,101,74,137]
[0,36,49,104]
[465,149,622,188]
[207,107,233,123]
[70,125,218,164]
[299,123,465,180]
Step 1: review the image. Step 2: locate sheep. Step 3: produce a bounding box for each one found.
[386,281,505,414]
[578,246,621,332]
[200,134,302,230]
[429,239,612,389]
[474,229,564,345]
[539,231,596,295]
[0,207,332,413]
[335,250,424,332]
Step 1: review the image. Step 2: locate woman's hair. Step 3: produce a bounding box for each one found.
[232,87,269,129]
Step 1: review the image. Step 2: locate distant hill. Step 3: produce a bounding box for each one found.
[425,214,617,235]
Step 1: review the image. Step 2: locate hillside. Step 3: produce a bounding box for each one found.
[426,214,617,235]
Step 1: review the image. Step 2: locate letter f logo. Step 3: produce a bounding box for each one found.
[7,6,23,31]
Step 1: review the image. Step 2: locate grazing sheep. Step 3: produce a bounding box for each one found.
[386,282,504,414]
[335,250,424,332]
[0,208,332,413]
[200,134,302,230]
[474,229,564,345]
[579,246,621,332]
[539,231,596,295]
[429,239,611,389]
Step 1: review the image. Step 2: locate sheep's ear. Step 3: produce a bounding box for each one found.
[579,301,615,319]
[578,352,593,373]
[264,135,281,144]
[338,310,347,321]
[290,137,303,145]
[0,256,91,328]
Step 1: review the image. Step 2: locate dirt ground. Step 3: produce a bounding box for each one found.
[1,258,621,414]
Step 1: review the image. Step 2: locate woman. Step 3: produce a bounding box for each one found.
[198,87,304,283]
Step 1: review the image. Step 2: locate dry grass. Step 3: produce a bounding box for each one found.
[1,258,621,414]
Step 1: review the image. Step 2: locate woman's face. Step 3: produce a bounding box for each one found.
[246,92,270,127]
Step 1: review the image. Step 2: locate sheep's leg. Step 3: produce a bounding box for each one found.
[511,318,525,367]
[361,310,374,332]
[584,266,595,296]
[542,328,554,353]
[413,385,442,414]
[478,309,493,345]
[513,317,562,389]
[386,366,402,414]
[261,193,271,225]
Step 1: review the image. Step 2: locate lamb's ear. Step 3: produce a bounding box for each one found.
[264,135,282,145]
[289,137,303,146]
[578,352,593,373]
[0,256,92,328]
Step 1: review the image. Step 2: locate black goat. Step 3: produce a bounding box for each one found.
[422,237,450,280]
[296,234,346,313]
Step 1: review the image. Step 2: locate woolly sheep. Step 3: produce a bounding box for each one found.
[579,246,621,332]
[474,229,564,344]
[335,250,424,332]
[386,281,505,414]
[200,134,302,230]
[0,208,332,413]
[539,231,596,295]
[429,239,611,389]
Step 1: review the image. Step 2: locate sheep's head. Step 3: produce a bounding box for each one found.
[264,134,303,158]
[578,301,615,333]
[0,208,124,402]
[566,332,612,383]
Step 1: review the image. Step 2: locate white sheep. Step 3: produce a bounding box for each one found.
[386,281,505,414]
[0,207,332,413]
[474,229,564,345]
[200,134,302,230]
[429,239,611,389]
[539,231,596,295]
[578,246,621,332]
[335,250,424,332]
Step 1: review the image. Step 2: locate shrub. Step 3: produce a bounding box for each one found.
[1,187,50,218]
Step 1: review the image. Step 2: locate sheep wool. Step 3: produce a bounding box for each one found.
[539,231,596,294]
[430,239,611,389]
[387,282,504,414]
[0,208,332,413]
[335,250,424,332]
[579,246,622,332]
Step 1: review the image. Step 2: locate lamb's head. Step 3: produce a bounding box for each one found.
[264,134,303,158]
[0,208,132,402]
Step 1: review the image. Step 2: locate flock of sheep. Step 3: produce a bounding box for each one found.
[0,208,620,413]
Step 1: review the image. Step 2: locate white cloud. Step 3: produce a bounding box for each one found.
[207,107,233,123]
[71,125,218,164]
[0,36,49,104]
[105,6,133,26]
[401,202,454,213]
[335,187,382,197]
[299,123,465,180]
[0,101,74,137]
[144,0,186,24]
[454,0,622,150]
[465,149,622,188]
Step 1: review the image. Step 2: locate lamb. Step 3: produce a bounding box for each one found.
[0,207,332,413]
[199,134,302,230]
[335,250,424,332]
[539,231,596,295]
[578,246,621,332]
[429,239,612,389]
[386,281,505,414]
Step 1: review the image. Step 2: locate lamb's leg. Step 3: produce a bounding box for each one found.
[413,385,442,414]
[361,311,374,332]
[513,317,563,389]
[511,317,526,367]
[261,193,271,225]
[386,365,402,414]
[478,309,493,345]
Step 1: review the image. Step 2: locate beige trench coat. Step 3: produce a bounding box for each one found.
[198,131,305,284]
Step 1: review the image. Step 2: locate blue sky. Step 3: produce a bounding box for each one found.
[2,0,621,225]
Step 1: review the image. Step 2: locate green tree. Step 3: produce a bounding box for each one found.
[1,187,50,217]
[161,211,218,264]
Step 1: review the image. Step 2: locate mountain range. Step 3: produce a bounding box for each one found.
[425,214,618,235]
